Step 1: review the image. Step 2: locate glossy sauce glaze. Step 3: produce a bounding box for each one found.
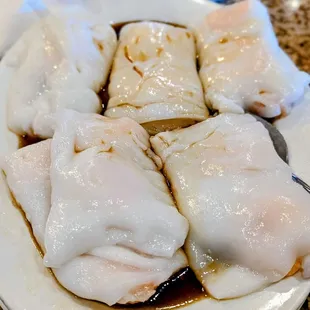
[98,86,110,114]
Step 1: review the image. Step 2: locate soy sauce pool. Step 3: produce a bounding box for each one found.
[113,268,206,310]
[18,134,42,148]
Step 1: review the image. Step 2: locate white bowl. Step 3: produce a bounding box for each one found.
[0,1,310,309]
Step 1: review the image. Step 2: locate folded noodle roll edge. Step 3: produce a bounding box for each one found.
[3,109,189,305]
[151,113,310,299]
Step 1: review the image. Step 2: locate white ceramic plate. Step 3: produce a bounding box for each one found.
[0,0,310,309]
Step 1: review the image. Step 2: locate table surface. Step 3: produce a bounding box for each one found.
[263,0,310,73]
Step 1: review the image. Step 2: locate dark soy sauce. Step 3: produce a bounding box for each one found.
[113,268,206,310]
[98,86,110,114]
[18,135,42,149]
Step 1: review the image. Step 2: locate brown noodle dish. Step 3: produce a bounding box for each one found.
[3,0,310,309]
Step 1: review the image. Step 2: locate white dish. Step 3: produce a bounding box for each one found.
[0,0,310,309]
[275,91,310,186]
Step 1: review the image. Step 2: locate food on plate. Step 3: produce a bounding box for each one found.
[0,0,46,58]
[3,0,310,307]
[275,91,310,184]
[151,113,310,299]
[3,110,188,305]
[0,0,109,58]
[5,12,117,139]
[105,22,208,135]
[196,0,310,118]
[4,139,51,247]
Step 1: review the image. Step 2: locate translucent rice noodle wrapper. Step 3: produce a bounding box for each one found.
[3,110,188,306]
[0,0,47,58]
[196,0,310,118]
[151,113,310,299]
[105,21,209,135]
[5,11,117,139]
[0,0,107,57]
